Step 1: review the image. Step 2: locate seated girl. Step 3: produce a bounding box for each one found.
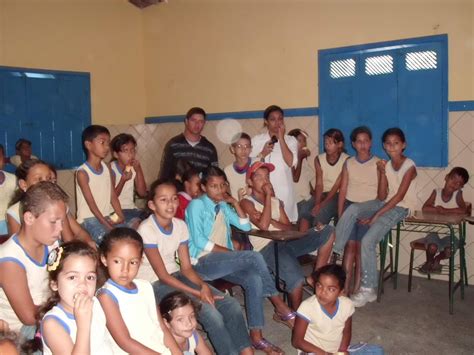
[240,162,335,310]
[186,166,295,354]
[98,228,179,354]
[137,179,253,355]
[292,264,384,355]
[160,291,212,355]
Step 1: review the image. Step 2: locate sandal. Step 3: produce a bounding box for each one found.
[273,311,296,329]
[252,338,284,354]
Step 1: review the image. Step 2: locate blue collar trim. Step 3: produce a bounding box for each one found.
[152,214,173,235]
[320,298,339,319]
[85,161,103,175]
[107,279,138,294]
[13,234,48,266]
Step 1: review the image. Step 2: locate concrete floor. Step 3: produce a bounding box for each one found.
[256,275,474,354]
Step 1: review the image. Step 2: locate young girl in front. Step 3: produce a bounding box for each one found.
[300,129,348,232]
[39,241,113,354]
[97,227,179,354]
[186,166,296,354]
[334,127,417,307]
[175,167,201,220]
[137,179,253,355]
[292,264,384,354]
[6,159,93,246]
[0,182,67,336]
[160,291,212,355]
[110,133,147,227]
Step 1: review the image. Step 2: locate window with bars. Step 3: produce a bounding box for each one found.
[318,35,448,167]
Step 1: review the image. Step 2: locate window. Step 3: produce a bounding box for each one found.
[318,35,448,167]
[0,67,91,169]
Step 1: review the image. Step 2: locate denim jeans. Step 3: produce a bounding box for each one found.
[333,200,386,255]
[193,250,279,329]
[259,225,334,292]
[300,193,338,225]
[81,217,128,245]
[153,273,251,355]
[360,206,408,288]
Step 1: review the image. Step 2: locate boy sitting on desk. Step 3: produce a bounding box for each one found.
[240,161,334,310]
[420,167,470,273]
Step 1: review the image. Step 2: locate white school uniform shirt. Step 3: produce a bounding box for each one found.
[345,155,380,203]
[434,188,461,209]
[294,157,313,203]
[318,152,349,193]
[137,215,189,282]
[0,235,56,332]
[385,158,418,215]
[245,195,281,251]
[296,295,354,353]
[0,171,16,222]
[41,298,113,355]
[224,158,255,199]
[76,161,113,223]
[251,133,299,222]
[6,201,21,225]
[110,161,137,210]
[98,279,170,355]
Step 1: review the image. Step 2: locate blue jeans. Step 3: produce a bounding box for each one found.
[193,250,278,329]
[81,217,128,245]
[300,193,338,225]
[153,273,251,355]
[122,208,143,225]
[334,200,408,288]
[259,225,334,292]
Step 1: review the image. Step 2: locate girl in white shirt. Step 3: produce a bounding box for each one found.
[97,227,180,354]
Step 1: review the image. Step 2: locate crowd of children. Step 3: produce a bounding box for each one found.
[0,112,470,355]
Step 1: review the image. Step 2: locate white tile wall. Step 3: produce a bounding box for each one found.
[57,112,473,281]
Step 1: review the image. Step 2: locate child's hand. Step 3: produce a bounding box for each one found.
[200,284,222,306]
[121,169,133,182]
[73,293,93,328]
[262,183,274,197]
[237,187,249,201]
[311,203,321,216]
[223,192,238,205]
[277,122,286,140]
[377,160,387,174]
[261,141,274,158]
[131,158,141,169]
[298,147,311,160]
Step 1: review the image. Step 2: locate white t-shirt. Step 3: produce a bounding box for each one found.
[345,155,380,203]
[251,133,299,222]
[0,235,56,332]
[0,171,16,222]
[98,279,170,355]
[137,215,189,282]
[224,158,255,199]
[296,295,355,353]
[434,188,461,209]
[318,152,349,193]
[245,195,281,251]
[10,155,39,167]
[110,161,137,210]
[385,158,418,214]
[76,161,113,223]
[41,298,113,355]
[294,157,313,202]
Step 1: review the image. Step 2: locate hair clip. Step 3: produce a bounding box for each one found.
[47,246,64,272]
[198,172,203,179]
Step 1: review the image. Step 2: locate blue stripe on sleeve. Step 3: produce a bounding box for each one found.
[0,257,25,270]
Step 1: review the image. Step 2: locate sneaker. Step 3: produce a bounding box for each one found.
[350,287,377,307]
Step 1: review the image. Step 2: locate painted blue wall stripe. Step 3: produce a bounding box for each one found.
[145,107,319,124]
[145,102,474,124]
[448,101,474,111]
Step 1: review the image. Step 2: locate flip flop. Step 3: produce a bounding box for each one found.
[252,338,284,354]
[273,311,296,329]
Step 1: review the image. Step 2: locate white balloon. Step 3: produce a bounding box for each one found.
[215,119,243,145]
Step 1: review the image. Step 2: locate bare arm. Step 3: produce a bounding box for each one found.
[313,156,324,204]
[277,127,294,168]
[338,164,349,218]
[194,332,213,354]
[108,166,125,223]
[132,160,147,198]
[339,316,352,353]
[376,160,388,201]
[240,193,272,230]
[42,317,90,355]
[421,190,438,213]
[1,262,37,325]
[291,316,327,354]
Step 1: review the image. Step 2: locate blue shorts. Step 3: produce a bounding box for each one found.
[424,232,459,253]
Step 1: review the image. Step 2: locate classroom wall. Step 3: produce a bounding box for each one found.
[0,0,146,125]
[142,0,473,117]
